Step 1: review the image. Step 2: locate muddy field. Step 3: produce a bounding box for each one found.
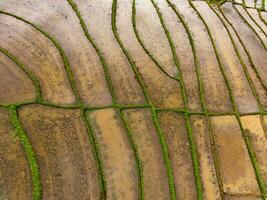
[0,0,266,199]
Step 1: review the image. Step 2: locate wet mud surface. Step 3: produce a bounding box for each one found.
[0,0,267,199]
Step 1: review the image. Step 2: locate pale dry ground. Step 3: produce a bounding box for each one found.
[0,0,266,200]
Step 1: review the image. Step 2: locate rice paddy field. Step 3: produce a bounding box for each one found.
[0,0,267,199]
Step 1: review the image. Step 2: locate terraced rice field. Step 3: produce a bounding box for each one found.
[0,0,267,199]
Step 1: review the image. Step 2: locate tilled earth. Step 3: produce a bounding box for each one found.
[0,0,267,199]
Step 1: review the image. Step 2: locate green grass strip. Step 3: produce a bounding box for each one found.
[80,108,107,198]
[65,0,117,105]
[0,47,41,101]
[240,1,267,38]
[219,6,267,95]
[209,4,264,113]
[218,4,267,197]
[166,1,225,198]
[0,8,109,197]
[258,10,267,26]
[1,101,266,115]
[131,2,179,81]
[119,109,144,200]
[190,1,267,198]
[209,4,267,197]
[165,0,206,113]
[8,105,41,200]
[262,0,266,10]
[150,1,203,198]
[113,0,177,198]
[0,10,81,104]
[233,3,267,51]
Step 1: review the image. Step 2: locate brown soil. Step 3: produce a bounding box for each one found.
[0,0,113,106]
[0,0,267,199]
[191,115,222,200]
[221,3,267,88]
[155,0,202,111]
[235,5,267,46]
[0,15,75,105]
[0,52,35,104]
[116,0,184,109]
[211,115,260,195]
[170,0,233,113]
[194,1,258,113]
[214,8,267,111]
[75,0,146,105]
[224,194,262,200]
[123,109,170,199]
[135,0,178,77]
[247,9,267,35]
[241,115,267,185]
[88,108,139,200]
[19,105,101,200]
[158,111,198,199]
[0,108,32,200]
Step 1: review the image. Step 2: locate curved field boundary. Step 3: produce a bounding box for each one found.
[0,47,41,102]
[224,7,267,93]
[66,0,148,198]
[165,0,225,198]
[66,0,117,105]
[233,3,267,51]
[190,1,267,198]
[149,0,204,199]
[240,1,267,36]
[131,2,179,81]
[0,1,267,199]
[0,9,107,198]
[0,11,81,105]
[119,110,144,199]
[208,3,267,197]
[210,4,267,155]
[231,0,267,25]
[219,5,267,92]
[208,4,265,113]
[113,0,177,198]
[7,105,41,200]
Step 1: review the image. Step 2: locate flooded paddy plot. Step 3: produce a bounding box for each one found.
[247,9,267,35]
[261,12,267,21]
[241,115,267,185]
[244,0,256,8]
[235,5,267,47]
[224,195,262,200]
[213,8,267,111]
[135,0,178,78]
